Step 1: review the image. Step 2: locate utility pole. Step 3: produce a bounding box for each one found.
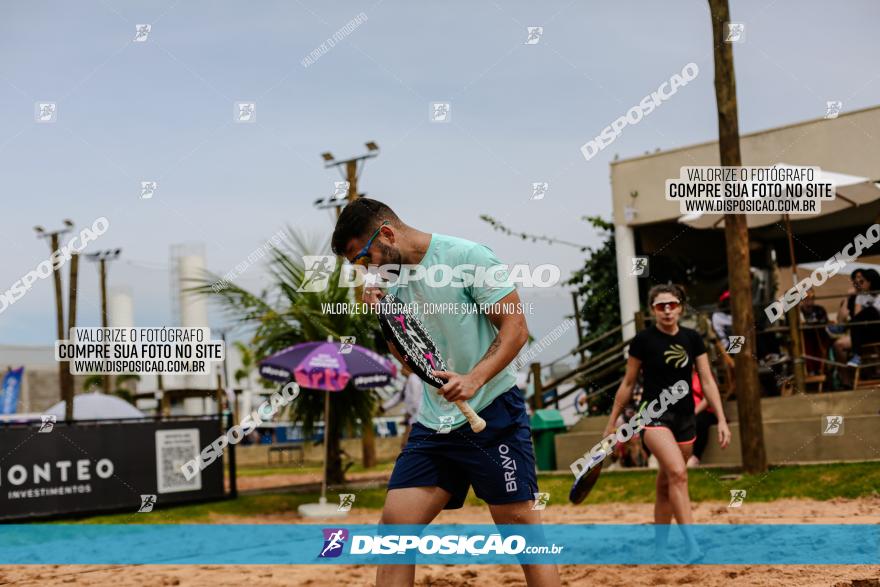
[318,142,381,468]
[34,220,74,421]
[67,253,79,401]
[86,249,122,396]
[315,141,380,218]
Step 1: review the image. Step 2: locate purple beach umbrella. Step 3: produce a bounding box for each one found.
[258,341,397,391]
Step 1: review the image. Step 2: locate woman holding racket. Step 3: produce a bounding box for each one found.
[332,198,560,587]
[602,284,730,560]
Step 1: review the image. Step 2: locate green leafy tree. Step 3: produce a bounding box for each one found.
[82,374,103,393]
[232,341,274,390]
[565,216,623,414]
[566,216,620,352]
[81,373,141,403]
[479,213,622,412]
[192,229,387,484]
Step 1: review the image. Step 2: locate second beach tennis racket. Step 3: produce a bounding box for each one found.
[376,293,486,433]
[569,452,604,504]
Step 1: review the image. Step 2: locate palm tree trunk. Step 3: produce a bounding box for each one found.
[708,0,767,473]
[326,393,345,485]
[361,412,377,468]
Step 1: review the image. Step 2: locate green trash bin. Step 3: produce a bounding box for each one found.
[530,409,566,471]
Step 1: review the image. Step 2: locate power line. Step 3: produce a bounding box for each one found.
[479,215,590,251]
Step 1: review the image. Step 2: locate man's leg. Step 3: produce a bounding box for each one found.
[376,486,451,587]
[488,501,561,587]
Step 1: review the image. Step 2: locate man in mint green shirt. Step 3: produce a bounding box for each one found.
[332,198,560,587]
[384,231,517,431]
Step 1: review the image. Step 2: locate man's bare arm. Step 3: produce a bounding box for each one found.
[469,290,529,387]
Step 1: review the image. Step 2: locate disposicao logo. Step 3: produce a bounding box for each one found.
[319,528,349,558]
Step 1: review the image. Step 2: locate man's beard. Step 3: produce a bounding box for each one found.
[375,240,402,275]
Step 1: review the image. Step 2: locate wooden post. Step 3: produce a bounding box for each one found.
[156,371,165,419]
[66,253,79,405]
[708,0,767,473]
[634,311,645,332]
[161,389,170,417]
[215,374,224,415]
[786,306,806,394]
[783,214,807,394]
[49,233,73,421]
[98,258,112,396]
[530,362,543,409]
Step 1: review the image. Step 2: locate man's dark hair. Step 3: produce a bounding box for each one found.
[331,198,400,256]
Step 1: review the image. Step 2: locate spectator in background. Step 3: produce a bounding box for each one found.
[831,276,858,361]
[800,289,830,375]
[801,288,829,324]
[379,364,423,447]
[687,368,717,468]
[713,288,782,393]
[834,268,880,367]
[711,290,733,350]
[611,384,648,468]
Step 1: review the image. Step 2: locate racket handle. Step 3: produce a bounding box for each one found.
[455,400,486,433]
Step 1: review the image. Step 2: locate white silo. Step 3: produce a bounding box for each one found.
[108,286,134,328]
[108,286,142,397]
[169,244,214,414]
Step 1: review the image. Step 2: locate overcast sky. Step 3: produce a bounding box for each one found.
[1,0,879,365]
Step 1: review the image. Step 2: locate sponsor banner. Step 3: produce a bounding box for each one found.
[0,524,876,565]
[0,419,224,520]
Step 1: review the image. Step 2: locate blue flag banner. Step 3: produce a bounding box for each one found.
[0,524,877,565]
[0,367,23,415]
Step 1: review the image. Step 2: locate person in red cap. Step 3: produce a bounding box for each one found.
[711,290,733,350]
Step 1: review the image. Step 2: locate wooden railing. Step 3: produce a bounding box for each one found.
[531,288,880,414]
[530,315,637,411]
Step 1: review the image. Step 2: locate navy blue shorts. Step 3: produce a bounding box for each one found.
[387,388,538,509]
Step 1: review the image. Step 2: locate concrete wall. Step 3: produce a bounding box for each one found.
[20,369,93,413]
[555,389,880,471]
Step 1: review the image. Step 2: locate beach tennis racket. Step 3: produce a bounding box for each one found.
[376,293,486,433]
[569,451,605,505]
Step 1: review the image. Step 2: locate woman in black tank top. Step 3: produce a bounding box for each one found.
[606,284,731,562]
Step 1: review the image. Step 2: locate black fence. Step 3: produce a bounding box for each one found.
[0,417,225,521]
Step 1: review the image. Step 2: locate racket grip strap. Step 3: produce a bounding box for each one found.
[455,400,486,433]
